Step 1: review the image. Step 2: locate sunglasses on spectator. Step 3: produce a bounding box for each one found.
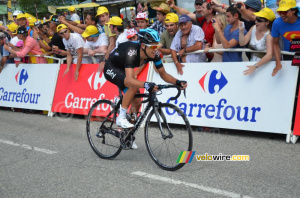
[59,29,68,35]
[256,17,267,23]
[145,44,159,49]
[195,3,203,6]
[277,10,290,15]
[17,18,26,21]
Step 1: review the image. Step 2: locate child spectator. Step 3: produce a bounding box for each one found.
[4,27,46,64]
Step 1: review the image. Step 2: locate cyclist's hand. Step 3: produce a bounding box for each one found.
[98,61,105,72]
[144,82,157,92]
[176,80,187,89]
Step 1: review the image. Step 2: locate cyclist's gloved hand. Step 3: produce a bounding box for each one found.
[176,80,187,88]
[144,82,156,92]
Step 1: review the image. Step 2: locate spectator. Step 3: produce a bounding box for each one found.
[68,6,80,24]
[135,12,149,32]
[126,28,138,42]
[12,10,23,24]
[130,7,136,20]
[57,24,89,81]
[96,6,117,72]
[167,0,216,61]
[271,0,300,76]
[158,13,179,55]
[0,33,14,73]
[106,16,128,48]
[59,12,101,35]
[137,3,143,13]
[239,8,275,75]
[150,3,171,35]
[82,25,108,63]
[6,22,24,65]
[213,5,247,62]
[4,27,47,64]
[204,13,228,62]
[170,15,206,75]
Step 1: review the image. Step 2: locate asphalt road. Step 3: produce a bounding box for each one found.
[0,109,299,198]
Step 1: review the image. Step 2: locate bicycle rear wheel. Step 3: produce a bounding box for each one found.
[86,99,122,159]
[145,103,193,171]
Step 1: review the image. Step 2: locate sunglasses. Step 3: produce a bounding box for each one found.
[145,44,159,49]
[17,18,26,21]
[277,10,290,15]
[59,29,68,35]
[256,17,267,23]
[195,3,203,6]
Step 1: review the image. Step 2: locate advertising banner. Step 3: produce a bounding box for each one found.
[51,63,150,115]
[0,64,60,111]
[152,61,298,134]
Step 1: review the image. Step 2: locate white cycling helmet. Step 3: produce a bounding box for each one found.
[13,10,24,17]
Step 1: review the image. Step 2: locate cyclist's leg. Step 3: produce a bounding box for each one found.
[104,60,135,128]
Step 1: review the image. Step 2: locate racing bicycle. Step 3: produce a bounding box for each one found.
[86,84,193,171]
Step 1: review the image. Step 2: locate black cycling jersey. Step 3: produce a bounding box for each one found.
[109,41,163,70]
[104,41,163,92]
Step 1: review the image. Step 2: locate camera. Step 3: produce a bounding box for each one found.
[132,20,137,27]
[236,3,242,9]
[34,20,43,28]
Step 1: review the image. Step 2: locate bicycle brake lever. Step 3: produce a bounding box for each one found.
[183,89,186,98]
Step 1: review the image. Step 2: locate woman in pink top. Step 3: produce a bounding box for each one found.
[4,26,46,63]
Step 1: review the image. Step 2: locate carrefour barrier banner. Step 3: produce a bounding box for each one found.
[153,61,297,134]
[0,64,60,110]
[51,64,150,115]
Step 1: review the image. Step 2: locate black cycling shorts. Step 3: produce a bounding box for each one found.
[104,60,128,92]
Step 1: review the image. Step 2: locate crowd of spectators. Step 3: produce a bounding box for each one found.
[0,0,299,78]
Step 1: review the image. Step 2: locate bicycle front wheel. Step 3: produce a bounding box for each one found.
[86,99,122,159]
[145,103,193,171]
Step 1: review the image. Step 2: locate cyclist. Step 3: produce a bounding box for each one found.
[103,29,187,130]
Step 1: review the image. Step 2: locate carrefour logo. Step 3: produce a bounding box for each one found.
[88,71,106,90]
[199,70,228,94]
[15,69,29,85]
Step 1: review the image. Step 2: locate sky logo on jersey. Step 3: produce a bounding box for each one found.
[15,69,29,85]
[88,71,106,90]
[199,70,228,94]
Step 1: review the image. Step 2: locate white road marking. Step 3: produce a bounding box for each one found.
[132,171,253,198]
[0,139,57,155]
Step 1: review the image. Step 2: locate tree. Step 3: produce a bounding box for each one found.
[17,0,73,17]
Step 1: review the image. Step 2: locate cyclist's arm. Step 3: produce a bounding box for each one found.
[124,67,146,88]
[157,66,178,85]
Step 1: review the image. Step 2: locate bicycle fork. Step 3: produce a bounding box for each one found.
[154,102,173,139]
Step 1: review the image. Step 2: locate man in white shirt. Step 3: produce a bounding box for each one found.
[106,16,128,49]
[57,24,89,81]
[68,6,80,24]
[82,25,108,63]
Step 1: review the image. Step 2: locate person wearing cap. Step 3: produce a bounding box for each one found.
[170,14,206,74]
[6,22,23,64]
[57,24,89,81]
[150,3,170,35]
[167,0,216,61]
[96,6,117,72]
[13,10,24,24]
[212,5,247,62]
[82,25,108,63]
[0,32,14,73]
[238,8,275,75]
[4,27,47,64]
[106,16,128,49]
[271,0,300,76]
[59,12,104,35]
[68,6,80,24]
[158,13,179,55]
[126,28,138,41]
[16,13,35,38]
[134,12,149,32]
